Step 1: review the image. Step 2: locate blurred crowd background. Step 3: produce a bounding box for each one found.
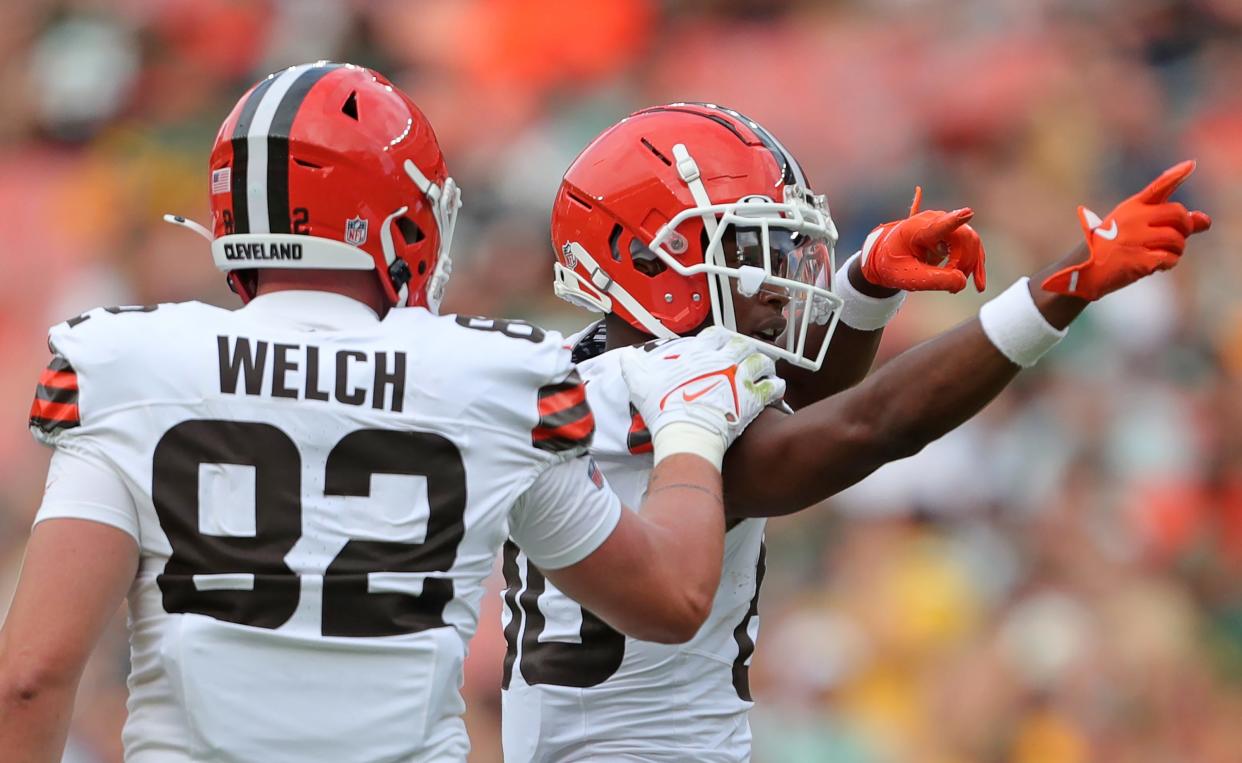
[1,0,1240,761]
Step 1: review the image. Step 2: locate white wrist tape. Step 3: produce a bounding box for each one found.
[834,251,907,330]
[652,421,726,471]
[978,277,1067,368]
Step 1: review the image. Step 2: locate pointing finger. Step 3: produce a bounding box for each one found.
[1137,160,1197,204]
[918,208,975,245]
[908,186,923,216]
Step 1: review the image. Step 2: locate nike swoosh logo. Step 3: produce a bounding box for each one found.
[1083,207,1119,241]
[1094,220,1119,240]
[681,380,723,403]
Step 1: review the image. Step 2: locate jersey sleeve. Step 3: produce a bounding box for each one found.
[439,314,597,465]
[34,446,141,542]
[509,456,622,570]
[28,306,155,447]
[29,311,146,538]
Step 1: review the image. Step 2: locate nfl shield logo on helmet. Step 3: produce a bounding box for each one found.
[344,216,368,246]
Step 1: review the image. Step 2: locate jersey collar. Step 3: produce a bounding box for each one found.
[241,290,379,329]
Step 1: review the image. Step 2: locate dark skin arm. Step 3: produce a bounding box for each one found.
[779,257,901,408]
[723,244,1090,518]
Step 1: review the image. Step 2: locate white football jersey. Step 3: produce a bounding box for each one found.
[28,292,621,763]
[501,323,767,762]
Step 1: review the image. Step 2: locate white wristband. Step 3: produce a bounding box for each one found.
[978,277,1067,368]
[652,422,726,471]
[834,250,907,331]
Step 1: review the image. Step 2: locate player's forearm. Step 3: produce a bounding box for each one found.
[869,247,1092,454]
[815,251,1093,477]
[632,454,726,634]
[549,453,726,643]
[0,520,137,760]
[869,244,1092,442]
[729,320,1018,517]
[0,647,78,763]
[781,258,897,408]
[726,245,1094,517]
[845,319,1018,462]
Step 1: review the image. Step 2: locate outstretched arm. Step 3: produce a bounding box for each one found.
[725,251,1083,517]
[724,161,1210,518]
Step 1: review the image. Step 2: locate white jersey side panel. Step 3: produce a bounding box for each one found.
[501,345,767,762]
[29,300,606,763]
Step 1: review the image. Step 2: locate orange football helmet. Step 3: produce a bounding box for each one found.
[167,62,460,311]
[550,103,841,370]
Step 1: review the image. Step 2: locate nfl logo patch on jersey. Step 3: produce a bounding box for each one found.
[345,216,368,246]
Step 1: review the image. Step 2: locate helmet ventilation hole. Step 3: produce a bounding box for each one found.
[566,191,593,210]
[396,216,425,244]
[640,138,672,166]
[341,91,359,120]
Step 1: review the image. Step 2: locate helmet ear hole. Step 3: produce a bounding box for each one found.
[608,224,623,262]
[629,238,666,277]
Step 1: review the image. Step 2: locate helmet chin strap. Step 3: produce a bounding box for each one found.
[379,205,411,305]
[404,160,461,313]
[671,143,737,333]
[553,261,612,313]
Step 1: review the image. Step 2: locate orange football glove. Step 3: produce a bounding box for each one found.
[860,186,987,293]
[1042,160,1212,300]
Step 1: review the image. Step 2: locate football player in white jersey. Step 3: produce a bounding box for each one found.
[500,103,1213,761]
[0,70,787,763]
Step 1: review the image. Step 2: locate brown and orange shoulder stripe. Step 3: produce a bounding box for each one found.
[532,370,594,454]
[30,354,81,433]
